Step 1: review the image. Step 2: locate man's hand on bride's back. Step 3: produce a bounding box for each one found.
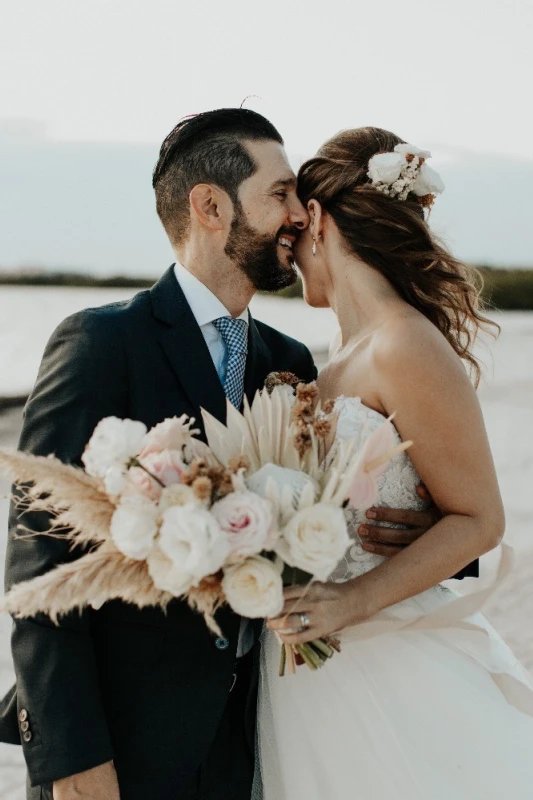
[53,761,120,799]
[357,484,441,557]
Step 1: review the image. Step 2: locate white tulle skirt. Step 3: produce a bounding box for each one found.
[254,551,533,800]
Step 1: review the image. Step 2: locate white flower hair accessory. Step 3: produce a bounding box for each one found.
[367,143,444,206]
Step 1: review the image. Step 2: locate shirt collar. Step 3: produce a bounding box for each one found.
[174,262,249,328]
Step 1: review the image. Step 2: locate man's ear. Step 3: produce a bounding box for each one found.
[189,184,227,231]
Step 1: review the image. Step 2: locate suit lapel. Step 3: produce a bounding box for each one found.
[243,314,272,405]
[150,267,227,425]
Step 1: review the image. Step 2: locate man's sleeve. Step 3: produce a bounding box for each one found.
[4,310,127,786]
[300,344,318,382]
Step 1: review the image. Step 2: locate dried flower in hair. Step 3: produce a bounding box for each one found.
[416,193,436,209]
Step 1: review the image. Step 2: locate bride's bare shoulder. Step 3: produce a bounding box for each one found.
[372,311,469,385]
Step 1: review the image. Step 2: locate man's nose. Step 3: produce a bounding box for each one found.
[288,196,310,230]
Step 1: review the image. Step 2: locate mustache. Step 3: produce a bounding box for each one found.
[277,225,302,240]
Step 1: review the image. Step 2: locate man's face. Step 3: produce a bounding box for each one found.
[224,140,309,292]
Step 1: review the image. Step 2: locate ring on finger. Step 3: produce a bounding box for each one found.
[299,612,310,630]
[277,613,310,635]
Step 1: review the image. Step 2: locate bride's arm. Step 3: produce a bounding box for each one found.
[269,316,504,642]
[356,316,504,613]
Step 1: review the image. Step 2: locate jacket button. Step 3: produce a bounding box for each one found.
[23,731,32,743]
[20,721,29,733]
[215,637,229,650]
[18,709,28,723]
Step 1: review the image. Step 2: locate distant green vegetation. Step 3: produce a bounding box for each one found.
[1,267,533,310]
[0,271,154,288]
[477,268,533,311]
[278,267,533,311]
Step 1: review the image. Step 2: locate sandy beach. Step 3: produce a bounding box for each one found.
[0,290,531,796]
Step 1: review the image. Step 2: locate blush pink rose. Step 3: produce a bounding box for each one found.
[140,449,186,488]
[211,490,274,560]
[127,466,162,501]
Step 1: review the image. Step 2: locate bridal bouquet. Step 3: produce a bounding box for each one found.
[0,375,410,673]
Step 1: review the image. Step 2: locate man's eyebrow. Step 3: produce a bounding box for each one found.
[269,177,297,190]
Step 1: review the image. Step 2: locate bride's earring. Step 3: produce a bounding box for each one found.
[312,237,317,257]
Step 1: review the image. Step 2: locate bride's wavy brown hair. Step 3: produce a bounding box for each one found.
[297,127,498,386]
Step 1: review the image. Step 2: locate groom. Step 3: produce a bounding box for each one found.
[0,109,476,800]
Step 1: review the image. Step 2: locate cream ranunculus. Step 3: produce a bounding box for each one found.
[147,544,195,596]
[222,556,284,618]
[82,417,147,478]
[110,495,159,560]
[412,163,445,196]
[367,152,406,185]
[211,490,274,559]
[276,504,350,581]
[159,505,230,585]
[394,143,432,160]
[140,415,199,457]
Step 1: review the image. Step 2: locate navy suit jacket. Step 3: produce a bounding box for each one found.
[0,267,317,797]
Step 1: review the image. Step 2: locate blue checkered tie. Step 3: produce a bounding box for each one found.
[213,317,248,409]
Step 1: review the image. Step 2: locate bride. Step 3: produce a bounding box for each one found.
[256,127,533,798]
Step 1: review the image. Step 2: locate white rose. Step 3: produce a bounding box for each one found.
[82,417,147,478]
[222,556,284,618]
[159,505,230,585]
[110,495,159,560]
[412,163,445,196]
[394,143,432,160]
[211,490,274,559]
[140,415,198,457]
[367,152,406,185]
[276,504,350,581]
[147,544,194,596]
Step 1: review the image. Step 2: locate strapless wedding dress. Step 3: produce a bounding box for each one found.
[254,397,533,800]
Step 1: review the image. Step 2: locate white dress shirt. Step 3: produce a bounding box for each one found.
[174,262,248,385]
[174,262,253,657]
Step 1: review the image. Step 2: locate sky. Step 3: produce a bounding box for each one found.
[1,0,532,273]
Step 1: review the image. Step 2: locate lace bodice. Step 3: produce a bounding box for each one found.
[329,396,427,583]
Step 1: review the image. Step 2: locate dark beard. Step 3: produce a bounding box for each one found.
[224,204,298,292]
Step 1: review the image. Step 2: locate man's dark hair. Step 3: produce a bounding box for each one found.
[152,108,284,245]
